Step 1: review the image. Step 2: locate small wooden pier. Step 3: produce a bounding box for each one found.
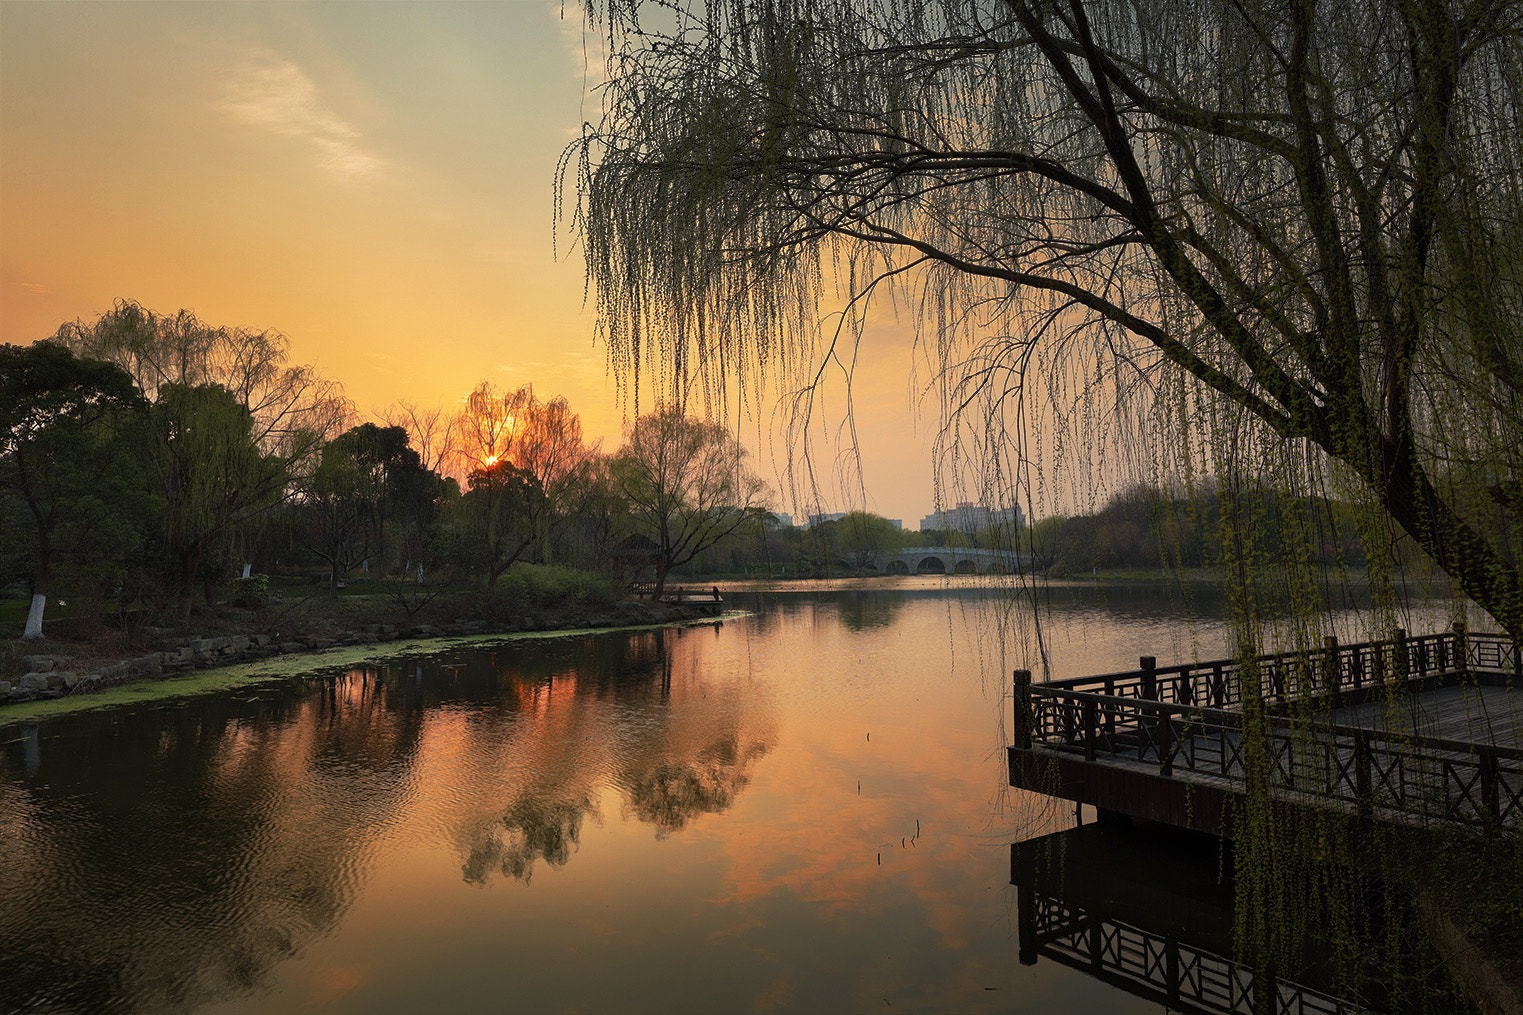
[1009,627,1523,839]
[631,583,725,614]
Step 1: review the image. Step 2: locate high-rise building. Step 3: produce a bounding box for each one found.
[918,501,1023,534]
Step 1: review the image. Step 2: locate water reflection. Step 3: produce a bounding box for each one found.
[0,625,774,1010]
[0,580,1471,1013]
[0,679,409,1012]
[1013,823,1361,1013]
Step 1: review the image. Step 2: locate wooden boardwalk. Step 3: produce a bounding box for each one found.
[1009,628,1523,838]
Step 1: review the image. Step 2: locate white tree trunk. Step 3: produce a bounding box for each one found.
[22,593,46,640]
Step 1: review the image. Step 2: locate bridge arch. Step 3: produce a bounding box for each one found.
[915,556,947,575]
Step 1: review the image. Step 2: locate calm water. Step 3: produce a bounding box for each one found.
[0,578,1464,1013]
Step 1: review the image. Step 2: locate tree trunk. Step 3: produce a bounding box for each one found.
[22,540,53,640]
[22,592,47,641]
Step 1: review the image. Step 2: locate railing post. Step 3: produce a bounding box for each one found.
[1104,678,1116,740]
[1179,666,1194,706]
[1354,731,1372,819]
[1323,636,1341,706]
[1083,698,1097,761]
[1158,706,1174,776]
[1211,663,1225,707]
[1014,669,1032,750]
[1393,627,1409,684]
[1480,748,1500,824]
[1141,656,1158,701]
[1452,621,1468,679]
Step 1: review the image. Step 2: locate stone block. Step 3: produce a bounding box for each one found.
[0,681,11,696]
[21,655,56,672]
[227,635,250,654]
[19,673,49,691]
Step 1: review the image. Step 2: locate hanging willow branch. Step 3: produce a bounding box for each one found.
[564,0,1523,636]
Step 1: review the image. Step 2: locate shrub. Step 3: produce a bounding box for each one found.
[230,574,270,609]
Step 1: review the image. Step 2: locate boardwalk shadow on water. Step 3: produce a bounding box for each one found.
[1012,820,1469,1015]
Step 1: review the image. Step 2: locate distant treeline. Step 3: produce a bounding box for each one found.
[1,301,771,635]
[1026,482,1414,575]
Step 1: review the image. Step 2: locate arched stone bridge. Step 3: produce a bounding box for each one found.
[866,547,1032,575]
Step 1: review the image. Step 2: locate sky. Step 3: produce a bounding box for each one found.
[0,0,948,527]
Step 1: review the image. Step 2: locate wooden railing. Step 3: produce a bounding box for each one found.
[1014,628,1523,834]
[1038,626,1501,712]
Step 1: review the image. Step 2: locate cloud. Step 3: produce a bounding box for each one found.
[552,2,609,90]
[220,56,381,180]
[19,282,54,295]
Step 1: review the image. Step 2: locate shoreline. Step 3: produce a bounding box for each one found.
[1,594,731,726]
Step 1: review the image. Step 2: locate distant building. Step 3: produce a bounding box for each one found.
[886,518,902,530]
[806,511,848,527]
[768,512,794,528]
[918,502,1023,534]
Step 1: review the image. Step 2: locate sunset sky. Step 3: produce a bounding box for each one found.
[0,1,950,526]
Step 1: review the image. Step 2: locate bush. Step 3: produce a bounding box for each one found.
[495,564,619,610]
[230,574,270,608]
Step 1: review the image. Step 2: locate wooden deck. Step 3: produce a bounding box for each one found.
[1009,629,1523,839]
[630,583,725,613]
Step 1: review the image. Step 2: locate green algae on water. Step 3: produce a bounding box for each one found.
[0,613,747,726]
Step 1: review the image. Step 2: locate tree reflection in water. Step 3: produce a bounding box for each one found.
[0,621,777,1006]
[620,735,771,838]
[463,792,601,884]
[455,626,773,881]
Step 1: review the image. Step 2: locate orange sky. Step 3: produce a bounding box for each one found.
[0,1,956,525]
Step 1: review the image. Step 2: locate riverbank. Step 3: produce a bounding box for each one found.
[0,581,724,720]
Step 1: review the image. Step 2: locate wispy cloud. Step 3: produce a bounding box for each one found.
[19,281,54,295]
[553,2,609,90]
[220,55,381,180]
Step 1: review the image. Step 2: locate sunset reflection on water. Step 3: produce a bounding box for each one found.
[3,579,1277,1013]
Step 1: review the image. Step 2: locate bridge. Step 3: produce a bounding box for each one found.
[866,547,1032,575]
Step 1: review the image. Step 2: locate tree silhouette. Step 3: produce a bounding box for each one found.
[569,0,1523,636]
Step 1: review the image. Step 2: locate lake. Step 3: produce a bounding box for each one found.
[0,578,1464,1013]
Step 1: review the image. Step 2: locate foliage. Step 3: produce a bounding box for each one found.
[568,0,1523,638]
[54,298,348,462]
[492,562,621,610]
[230,574,270,609]
[152,382,288,614]
[613,406,769,594]
[448,460,546,588]
[0,342,153,638]
[452,382,599,566]
[298,423,434,586]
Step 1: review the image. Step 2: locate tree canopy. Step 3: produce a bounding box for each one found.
[614,407,768,594]
[0,342,150,638]
[569,0,1523,636]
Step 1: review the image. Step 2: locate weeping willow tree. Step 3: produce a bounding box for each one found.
[566,0,1523,638]
[567,0,1523,1003]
